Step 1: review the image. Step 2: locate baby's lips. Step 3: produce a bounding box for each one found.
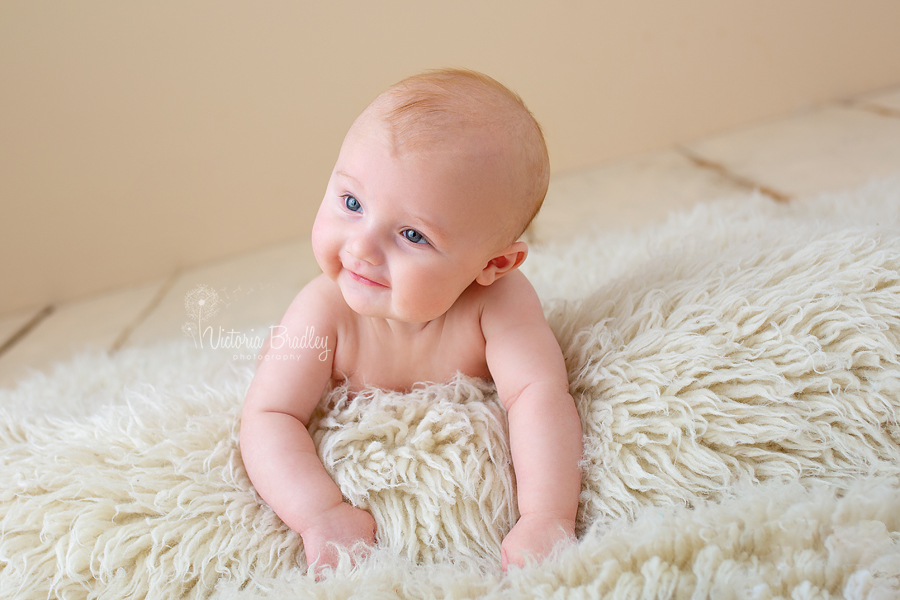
[348,269,389,288]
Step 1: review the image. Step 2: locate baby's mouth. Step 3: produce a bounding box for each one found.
[347,269,388,288]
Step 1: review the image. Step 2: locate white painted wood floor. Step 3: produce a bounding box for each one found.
[3,85,900,389]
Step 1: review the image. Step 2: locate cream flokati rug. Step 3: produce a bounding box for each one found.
[2,177,900,599]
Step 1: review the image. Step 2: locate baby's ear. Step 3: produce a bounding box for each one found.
[476,241,528,286]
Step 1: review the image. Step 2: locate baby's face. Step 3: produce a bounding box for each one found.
[312,116,517,323]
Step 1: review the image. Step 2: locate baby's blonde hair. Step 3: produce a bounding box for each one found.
[372,68,550,241]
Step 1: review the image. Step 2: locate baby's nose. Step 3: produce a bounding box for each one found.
[346,231,383,265]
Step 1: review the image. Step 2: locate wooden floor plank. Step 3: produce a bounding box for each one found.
[532,148,747,243]
[0,281,164,389]
[686,106,900,199]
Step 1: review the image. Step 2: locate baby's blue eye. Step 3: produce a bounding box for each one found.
[344,195,361,212]
[402,229,427,244]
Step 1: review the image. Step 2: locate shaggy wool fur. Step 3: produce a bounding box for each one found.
[310,377,517,564]
[1,176,899,599]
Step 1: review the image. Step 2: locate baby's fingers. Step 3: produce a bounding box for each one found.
[307,539,373,580]
[301,504,377,579]
[500,515,575,571]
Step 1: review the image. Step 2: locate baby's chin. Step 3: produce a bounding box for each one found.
[335,277,455,323]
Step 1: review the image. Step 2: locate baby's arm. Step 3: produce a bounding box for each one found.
[240,276,375,572]
[482,271,583,569]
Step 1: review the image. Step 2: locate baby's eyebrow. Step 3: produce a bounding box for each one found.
[408,213,447,243]
[334,170,363,188]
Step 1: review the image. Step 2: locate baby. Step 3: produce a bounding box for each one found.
[240,69,583,572]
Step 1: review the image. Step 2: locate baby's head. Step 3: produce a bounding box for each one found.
[313,69,550,322]
[369,68,550,242]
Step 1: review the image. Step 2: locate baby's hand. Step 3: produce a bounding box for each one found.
[301,502,376,576]
[500,513,575,570]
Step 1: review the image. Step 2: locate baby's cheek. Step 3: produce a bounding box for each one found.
[395,267,455,318]
[310,220,337,276]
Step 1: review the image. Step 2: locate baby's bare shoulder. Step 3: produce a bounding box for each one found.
[280,275,350,329]
[479,270,542,316]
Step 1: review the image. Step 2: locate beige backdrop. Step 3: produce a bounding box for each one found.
[3,1,900,316]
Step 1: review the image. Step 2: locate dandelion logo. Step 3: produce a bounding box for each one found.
[185,284,222,322]
[183,284,222,347]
